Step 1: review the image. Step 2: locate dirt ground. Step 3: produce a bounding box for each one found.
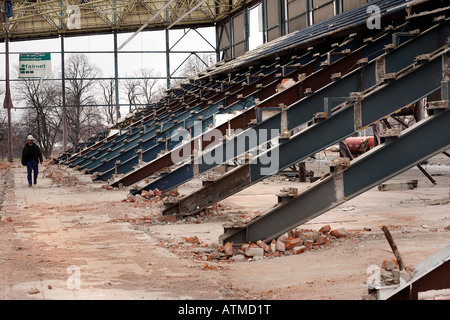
[0,151,449,300]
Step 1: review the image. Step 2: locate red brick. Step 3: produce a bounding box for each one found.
[277,233,290,243]
[270,240,277,252]
[241,243,250,252]
[285,238,302,249]
[256,240,271,252]
[330,228,348,238]
[276,239,286,252]
[292,246,307,255]
[223,242,234,256]
[245,246,264,257]
[185,236,200,244]
[382,258,399,270]
[160,216,177,223]
[315,235,329,245]
[304,239,313,250]
[300,232,316,241]
[319,225,331,234]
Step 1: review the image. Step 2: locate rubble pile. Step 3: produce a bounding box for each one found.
[378,258,417,286]
[44,167,79,187]
[218,225,349,261]
[156,225,350,263]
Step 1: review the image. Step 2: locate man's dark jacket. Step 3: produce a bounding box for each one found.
[21,143,43,166]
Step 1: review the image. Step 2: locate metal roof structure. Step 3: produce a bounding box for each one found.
[0,0,258,41]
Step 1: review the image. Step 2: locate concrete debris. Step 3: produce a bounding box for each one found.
[379,258,417,286]
[227,210,262,227]
[278,187,298,196]
[44,168,79,187]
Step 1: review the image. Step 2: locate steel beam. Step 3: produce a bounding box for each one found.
[111,37,360,187]
[142,21,448,196]
[163,42,448,217]
[221,105,450,245]
[71,45,284,171]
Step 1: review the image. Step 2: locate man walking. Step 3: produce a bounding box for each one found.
[21,135,43,187]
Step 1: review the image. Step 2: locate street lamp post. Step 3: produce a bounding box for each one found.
[1,11,13,162]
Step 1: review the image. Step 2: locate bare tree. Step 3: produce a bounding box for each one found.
[123,68,164,114]
[123,77,141,114]
[136,68,163,105]
[99,79,117,125]
[65,53,105,146]
[17,79,62,158]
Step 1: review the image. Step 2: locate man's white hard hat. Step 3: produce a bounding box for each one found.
[27,135,34,141]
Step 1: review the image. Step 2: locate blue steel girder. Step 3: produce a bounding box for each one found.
[67,105,185,167]
[112,48,326,188]
[85,103,210,174]
[77,104,201,171]
[137,20,449,195]
[101,38,359,184]
[221,104,450,245]
[164,45,448,217]
[94,95,256,181]
[77,46,287,173]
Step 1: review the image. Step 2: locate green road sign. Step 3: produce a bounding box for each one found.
[19,53,52,78]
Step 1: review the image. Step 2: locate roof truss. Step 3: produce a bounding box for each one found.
[1,0,259,40]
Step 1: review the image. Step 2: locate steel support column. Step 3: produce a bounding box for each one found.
[114,30,120,122]
[61,34,68,152]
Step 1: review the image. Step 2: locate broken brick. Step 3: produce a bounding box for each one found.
[277,233,290,243]
[240,243,250,252]
[270,240,277,253]
[292,246,307,255]
[382,258,398,271]
[315,235,329,245]
[304,239,313,250]
[285,238,302,249]
[319,225,331,234]
[330,228,348,238]
[245,246,264,257]
[300,232,316,241]
[223,242,234,256]
[276,239,286,252]
[185,236,201,244]
[256,240,271,252]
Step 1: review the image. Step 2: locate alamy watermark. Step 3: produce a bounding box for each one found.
[367,5,381,30]
[66,265,81,290]
[170,121,281,176]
